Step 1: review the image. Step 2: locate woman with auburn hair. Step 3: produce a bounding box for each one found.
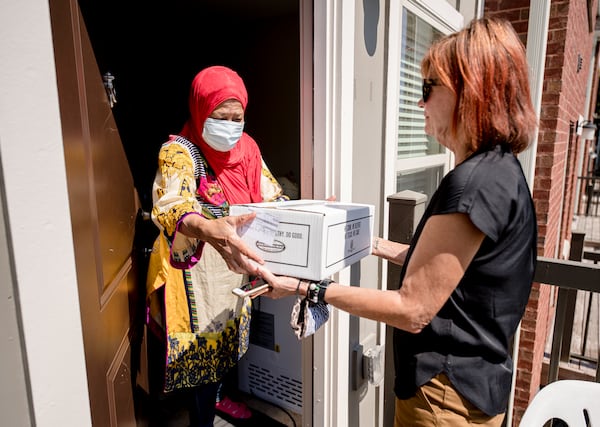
[421,17,537,155]
[259,17,538,426]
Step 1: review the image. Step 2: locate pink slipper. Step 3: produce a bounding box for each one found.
[215,396,252,419]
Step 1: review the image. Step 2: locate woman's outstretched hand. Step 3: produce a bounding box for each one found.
[257,267,300,299]
[179,212,264,275]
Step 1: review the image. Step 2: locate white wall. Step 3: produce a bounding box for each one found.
[0,164,32,427]
[0,0,92,426]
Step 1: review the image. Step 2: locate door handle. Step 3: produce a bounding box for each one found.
[103,72,117,108]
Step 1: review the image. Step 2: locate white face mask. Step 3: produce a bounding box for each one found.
[202,118,244,152]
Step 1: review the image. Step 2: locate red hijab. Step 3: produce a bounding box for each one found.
[179,66,262,204]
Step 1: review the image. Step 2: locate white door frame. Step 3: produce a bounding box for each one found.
[309,0,357,426]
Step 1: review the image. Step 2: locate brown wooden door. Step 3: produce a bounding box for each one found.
[49,0,143,425]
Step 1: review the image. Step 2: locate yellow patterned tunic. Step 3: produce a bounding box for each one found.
[146,136,287,392]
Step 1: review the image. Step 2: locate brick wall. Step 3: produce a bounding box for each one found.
[484,0,597,424]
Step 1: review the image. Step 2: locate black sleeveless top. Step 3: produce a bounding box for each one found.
[393,145,537,416]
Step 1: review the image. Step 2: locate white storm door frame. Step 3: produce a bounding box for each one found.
[382,0,462,208]
[311,0,356,426]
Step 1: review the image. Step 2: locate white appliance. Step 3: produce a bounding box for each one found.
[238,296,303,414]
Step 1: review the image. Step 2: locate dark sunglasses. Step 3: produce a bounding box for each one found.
[422,78,441,102]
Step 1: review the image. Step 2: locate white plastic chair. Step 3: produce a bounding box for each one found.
[519,379,600,426]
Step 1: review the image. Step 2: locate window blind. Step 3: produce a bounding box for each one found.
[397,12,443,159]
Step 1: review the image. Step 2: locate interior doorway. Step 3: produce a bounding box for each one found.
[78,0,302,212]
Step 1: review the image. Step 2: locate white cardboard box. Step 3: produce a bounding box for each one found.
[230,200,374,280]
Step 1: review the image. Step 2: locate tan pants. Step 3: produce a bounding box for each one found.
[394,374,505,426]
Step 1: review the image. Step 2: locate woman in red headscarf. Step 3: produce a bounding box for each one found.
[146,66,288,426]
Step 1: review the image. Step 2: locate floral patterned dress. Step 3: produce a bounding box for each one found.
[146,135,287,392]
